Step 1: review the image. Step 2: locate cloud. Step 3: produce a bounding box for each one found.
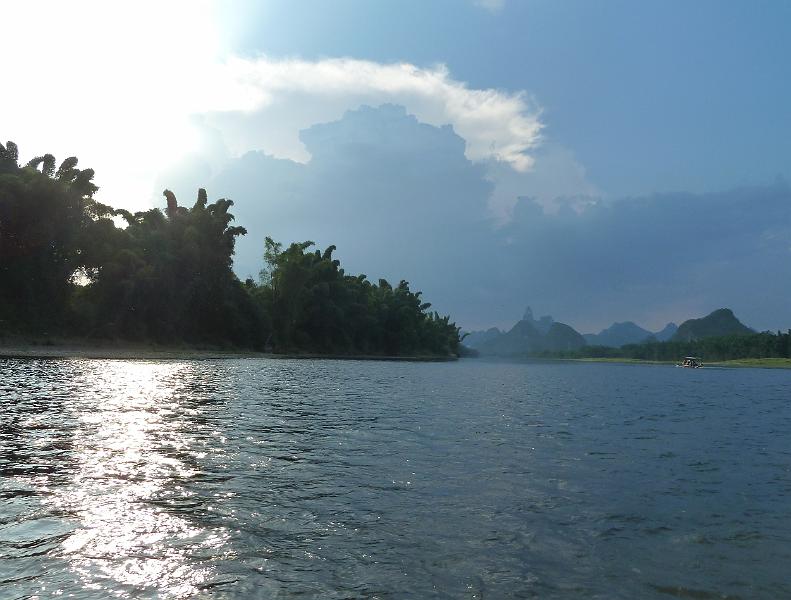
[501,182,791,331]
[208,56,542,172]
[163,105,791,333]
[485,143,600,222]
[163,104,494,295]
[2,1,541,211]
[473,0,506,13]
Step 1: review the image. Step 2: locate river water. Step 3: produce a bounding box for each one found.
[1,357,790,598]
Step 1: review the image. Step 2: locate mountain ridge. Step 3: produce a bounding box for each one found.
[672,308,753,342]
[463,307,753,355]
[584,321,678,347]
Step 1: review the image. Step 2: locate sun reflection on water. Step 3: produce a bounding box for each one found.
[49,360,230,598]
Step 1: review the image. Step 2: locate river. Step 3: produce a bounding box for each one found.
[1,357,790,598]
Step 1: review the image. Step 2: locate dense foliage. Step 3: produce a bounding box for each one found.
[0,142,460,356]
[538,331,791,362]
[1,142,105,330]
[251,237,459,355]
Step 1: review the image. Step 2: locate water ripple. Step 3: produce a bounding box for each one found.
[1,358,790,598]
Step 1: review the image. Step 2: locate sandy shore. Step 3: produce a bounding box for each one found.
[0,344,263,360]
[0,340,456,362]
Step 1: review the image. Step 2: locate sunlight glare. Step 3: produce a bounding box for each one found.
[4,1,223,210]
[48,360,229,597]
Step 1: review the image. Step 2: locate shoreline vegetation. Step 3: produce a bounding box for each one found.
[564,356,791,369]
[0,142,461,359]
[4,340,788,368]
[530,329,791,367]
[465,354,791,369]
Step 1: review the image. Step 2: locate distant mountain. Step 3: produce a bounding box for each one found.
[522,306,554,334]
[468,306,752,354]
[476,319,541,356]
[672,308,752,342]
[653,322,678,341]
[463,306,555,351]
[583,321,652,347]
[462,327,503,349]
[474,307,585,356]
[543,322,588,352]
[584,321,678,347]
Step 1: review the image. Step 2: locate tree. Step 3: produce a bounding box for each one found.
[0,143,110,332]
[1,140,460,356]
[251,238,461,356]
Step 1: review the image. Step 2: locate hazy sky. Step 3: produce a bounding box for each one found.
[3,1,790,332]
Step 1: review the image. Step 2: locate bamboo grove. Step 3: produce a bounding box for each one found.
[0,142,461,356]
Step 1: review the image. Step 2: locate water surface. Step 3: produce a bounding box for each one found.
[1,358,790,598]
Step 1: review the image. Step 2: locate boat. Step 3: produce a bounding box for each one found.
[678,356,703,368]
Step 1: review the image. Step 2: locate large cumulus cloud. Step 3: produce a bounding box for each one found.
[161,104,791,333]
[2,1,543,211]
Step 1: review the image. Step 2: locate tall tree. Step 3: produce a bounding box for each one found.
[0,143,110,332]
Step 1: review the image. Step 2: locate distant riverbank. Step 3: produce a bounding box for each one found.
[0,339,456,362]
[569,356,791,369]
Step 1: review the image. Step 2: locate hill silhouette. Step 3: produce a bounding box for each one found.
[672,308,753,342]
[584,321,678,347]
[470,307,585,356]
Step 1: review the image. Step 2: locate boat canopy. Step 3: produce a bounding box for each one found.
[680,356,703,368]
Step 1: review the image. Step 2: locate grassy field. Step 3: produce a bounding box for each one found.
[706,358,791,369]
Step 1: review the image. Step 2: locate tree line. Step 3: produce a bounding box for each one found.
[536,331,791,362]
[0,142,461,356]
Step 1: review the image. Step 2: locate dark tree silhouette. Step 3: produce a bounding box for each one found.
[1,139,461,356]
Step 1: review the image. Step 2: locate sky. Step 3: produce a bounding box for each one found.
[3,0,790,332]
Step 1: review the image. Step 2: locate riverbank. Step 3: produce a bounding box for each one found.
[707,358,791,369]
[568,356,791,369]
[0,339,456,362]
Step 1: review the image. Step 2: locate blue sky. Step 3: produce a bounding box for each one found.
[221,0,791,197]
[4,0,790,332]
